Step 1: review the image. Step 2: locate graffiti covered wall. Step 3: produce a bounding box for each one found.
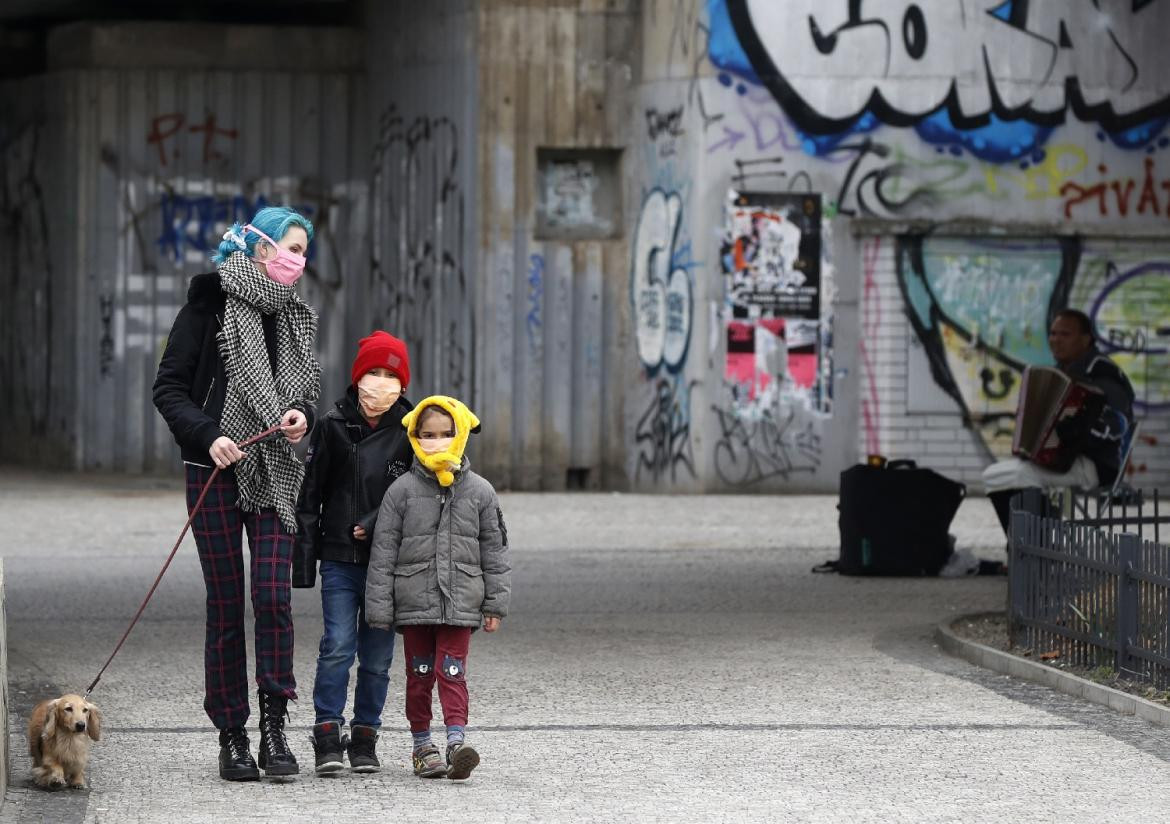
[634,0,1170,491]
[0,26,367,471]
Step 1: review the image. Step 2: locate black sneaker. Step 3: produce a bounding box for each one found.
[445,741,479,780]
[312,722,345,775]
[218,727,260,782]
[347,725,381,773]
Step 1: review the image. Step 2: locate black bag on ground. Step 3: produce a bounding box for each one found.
[821,459,966,576]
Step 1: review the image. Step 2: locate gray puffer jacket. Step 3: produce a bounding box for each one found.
[365,457,511,630]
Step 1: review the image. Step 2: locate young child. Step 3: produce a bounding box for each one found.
[293,331,414,774]
[365,395,511,780]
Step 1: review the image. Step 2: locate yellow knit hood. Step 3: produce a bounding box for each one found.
[401,395,481,487]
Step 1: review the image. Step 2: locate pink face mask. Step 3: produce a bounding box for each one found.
[245,224,307,286]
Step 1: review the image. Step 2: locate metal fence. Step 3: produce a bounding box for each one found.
[1063,487,1165,545]
[1009,489,1170,689]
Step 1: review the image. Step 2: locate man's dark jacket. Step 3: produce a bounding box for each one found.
[292,388,414,588]
[153,272,316,465]
[1057,346,1136,486]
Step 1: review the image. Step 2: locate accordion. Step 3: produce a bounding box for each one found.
[1012,365,1104,471]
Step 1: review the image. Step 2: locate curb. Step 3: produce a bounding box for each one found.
[935,614,1170,729]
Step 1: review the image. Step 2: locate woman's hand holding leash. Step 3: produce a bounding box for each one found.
[210,418,302,468]
[281,409,307,443]
[209,436,247,468]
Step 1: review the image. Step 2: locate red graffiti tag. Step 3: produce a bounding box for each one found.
[147,112,239,166]
[1061,157,1170,220]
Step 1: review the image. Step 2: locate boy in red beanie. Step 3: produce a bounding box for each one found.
[293,331,414,775]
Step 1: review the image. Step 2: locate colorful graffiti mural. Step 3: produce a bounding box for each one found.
[701,0,1170,222]
[1072,253,1170,414]
[898,235,1168,457]
[720,0,1170,148]
[632,1,1170,488]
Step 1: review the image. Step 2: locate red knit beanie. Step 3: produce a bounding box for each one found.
[351,331,411,388]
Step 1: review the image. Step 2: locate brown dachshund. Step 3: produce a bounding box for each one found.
[28,694,102,789]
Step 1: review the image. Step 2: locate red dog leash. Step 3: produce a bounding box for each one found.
[83,424,286,699]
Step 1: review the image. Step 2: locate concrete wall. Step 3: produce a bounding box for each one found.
[362,0,480,430]
[0,23,368,471]
[630,0,1170,492]
[474,0,640,490]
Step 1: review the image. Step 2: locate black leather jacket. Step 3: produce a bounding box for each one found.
[1056,346,1136,486]
[293,388,414,587]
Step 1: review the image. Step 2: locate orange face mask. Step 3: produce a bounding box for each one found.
[356,374,401,416]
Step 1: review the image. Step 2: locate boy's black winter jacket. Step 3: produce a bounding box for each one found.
[153,272,315,465]
[292,388,414,587]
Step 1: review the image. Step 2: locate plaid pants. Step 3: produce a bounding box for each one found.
[186,465,296,730]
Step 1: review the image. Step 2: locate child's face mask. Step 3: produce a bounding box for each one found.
[245,224,307,285]
[417,434,455,455]
[356,374,402,416]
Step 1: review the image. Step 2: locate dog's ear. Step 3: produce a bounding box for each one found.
[86,703,101,741]
[42,699,59,738]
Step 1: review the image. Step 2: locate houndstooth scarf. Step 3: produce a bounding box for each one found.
[217,252,321,531]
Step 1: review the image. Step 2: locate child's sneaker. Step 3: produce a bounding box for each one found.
[311,722,345,775]
[347,725,381,773]
[445,741,479,780]
[412,744,446,778]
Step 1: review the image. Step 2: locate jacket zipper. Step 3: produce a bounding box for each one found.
[439,489,449,623]
[201,314,223,411]
[351,441,360,562]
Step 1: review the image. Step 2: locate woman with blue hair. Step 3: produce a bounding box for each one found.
[153,206,321,781]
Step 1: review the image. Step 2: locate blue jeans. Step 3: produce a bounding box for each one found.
[313,561,396,727]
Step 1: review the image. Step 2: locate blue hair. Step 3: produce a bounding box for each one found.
[211,206,315,265]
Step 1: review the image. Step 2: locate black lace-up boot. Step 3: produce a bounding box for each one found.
[257,692,299,776]
[218,726,260,781]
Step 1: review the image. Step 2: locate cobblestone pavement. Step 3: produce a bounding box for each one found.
[1,471,1168,823]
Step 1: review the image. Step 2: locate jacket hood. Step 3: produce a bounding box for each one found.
[186,272,225,311]
[401,395,481,487]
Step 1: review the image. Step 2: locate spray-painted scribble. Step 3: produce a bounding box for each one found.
[99,295,115,378]
[634,377,698,483]
[371,103,471,397]
[526,253,544,351]
[711,395,822,486]
[0,121,53,437]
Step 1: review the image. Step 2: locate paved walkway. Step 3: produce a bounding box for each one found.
[1,471,1167,823]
